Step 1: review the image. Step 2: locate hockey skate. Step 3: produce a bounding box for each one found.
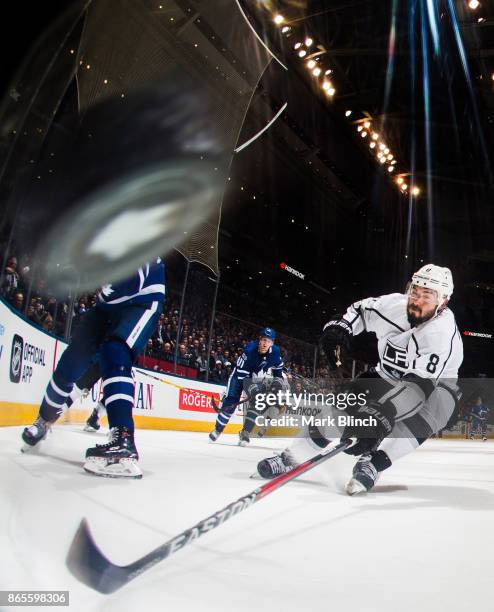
[84,405,101,432]
[238,429,250,446]
[346,455,379,495]
[83,427,142,479]
[209,427,221,442]
[257,449,297,479]
[21,416,51,452]
[257,423,269,438]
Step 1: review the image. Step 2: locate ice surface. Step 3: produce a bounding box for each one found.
[1,425,493,612]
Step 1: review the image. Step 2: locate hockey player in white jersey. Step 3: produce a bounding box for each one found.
[257,264,463,494]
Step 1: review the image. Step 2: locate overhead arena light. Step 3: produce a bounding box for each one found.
[298,49,307,57]
[274,14,285,24]
[396,177,404,185]
[364,121,371,129]
[307,60,317,69]
[282,26,291,33]
[468,0,480,9]
[345,110,352,117]
[313,67,322,76]
[361,131,367,138]
[322,80,331,90]
[294,42,302,49]
[357,124,363,132]
[372,133,379,140]
[325,69,333,75]
[305,37,314,46]
[370,141,376,149]
[412,186,420,196]
[388,165,394,172]
[401,183,408,191]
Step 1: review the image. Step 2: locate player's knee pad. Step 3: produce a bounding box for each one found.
[100,338,133,379]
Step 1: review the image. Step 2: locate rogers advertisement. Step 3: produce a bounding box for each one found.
[179,388,221,413]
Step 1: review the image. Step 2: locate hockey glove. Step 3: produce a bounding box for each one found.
[244,381,263,400]
[320,319,352,370]
[269,377,288,394]
[341,399,396,456]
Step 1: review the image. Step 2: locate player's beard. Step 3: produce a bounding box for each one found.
[406,303,436,327]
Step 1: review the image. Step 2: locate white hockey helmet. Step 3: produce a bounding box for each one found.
[411,264,454,301]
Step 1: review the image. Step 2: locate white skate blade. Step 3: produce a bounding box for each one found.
[346,477,368,496]
[238,439,249,447]
[21,442,42,454]
[20,428,50,453]
[83,457,142,479]
[83,424,99,432]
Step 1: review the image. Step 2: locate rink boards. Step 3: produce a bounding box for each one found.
[0,299,490,438]
[0,299,244,433]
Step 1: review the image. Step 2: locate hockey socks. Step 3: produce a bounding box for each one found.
[40,372,74,423]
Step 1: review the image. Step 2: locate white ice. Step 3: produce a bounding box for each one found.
[1,425,493,612]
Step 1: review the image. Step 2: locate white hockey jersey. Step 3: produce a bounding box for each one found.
[341,293,463,382]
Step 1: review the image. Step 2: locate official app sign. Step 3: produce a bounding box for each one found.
[10,334,23,383]
[9,334,47,384]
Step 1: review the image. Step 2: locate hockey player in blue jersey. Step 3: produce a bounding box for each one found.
[209,327,285,446]
[21,259,165,478]
[470,397,489,441]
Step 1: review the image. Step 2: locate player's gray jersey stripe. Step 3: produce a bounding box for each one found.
[436,325,458,379]
[365,307,406,332]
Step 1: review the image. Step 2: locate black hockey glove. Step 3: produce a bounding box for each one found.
[244,380,263,400]
[320,319,352,370]
[269,377,287,394]
[341,399,396,456]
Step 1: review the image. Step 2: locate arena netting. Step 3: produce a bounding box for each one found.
[0,0,272,288]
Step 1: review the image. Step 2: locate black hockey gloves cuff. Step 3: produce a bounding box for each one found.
[341,399,396,456]
[320,319,352,370]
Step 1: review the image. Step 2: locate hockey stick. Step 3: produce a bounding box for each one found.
[210,394,250,414]
[138,366,251,417]
[66,438,355,594]
[137,369,230,411]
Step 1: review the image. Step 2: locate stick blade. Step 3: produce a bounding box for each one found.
[211,397,221,413]
[66,519,130,594]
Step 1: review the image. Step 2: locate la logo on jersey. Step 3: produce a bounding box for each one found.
[382,340,408,379]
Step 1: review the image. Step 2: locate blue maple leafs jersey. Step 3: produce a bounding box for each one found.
[97,259,165,310]
[471,404,489,419]
[222,340,284,408]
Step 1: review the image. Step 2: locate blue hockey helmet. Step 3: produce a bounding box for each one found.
[259,327,276,340]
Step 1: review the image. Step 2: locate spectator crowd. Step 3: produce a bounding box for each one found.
[1,253,328,384]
